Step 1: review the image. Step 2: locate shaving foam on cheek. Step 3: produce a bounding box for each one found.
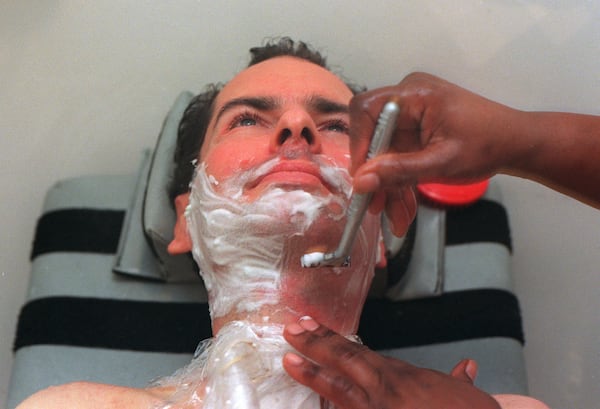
[185,159,350,318]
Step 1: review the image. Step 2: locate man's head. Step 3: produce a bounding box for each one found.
[168,38,366,251]
[198,56,355,199]
[167,38,379,334]
[168,38,363,204]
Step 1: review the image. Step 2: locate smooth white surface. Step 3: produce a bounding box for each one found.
[2,1,600,408]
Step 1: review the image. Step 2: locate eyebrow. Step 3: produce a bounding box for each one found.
[213,96,279,130]
[212,95,349,130]
[306,95,349,115]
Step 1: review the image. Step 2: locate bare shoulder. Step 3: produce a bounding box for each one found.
[494,394,551,409]
[15,381,165,409]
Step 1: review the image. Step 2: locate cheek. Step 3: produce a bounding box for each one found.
[202,139,266,181]
[321,138,351,168]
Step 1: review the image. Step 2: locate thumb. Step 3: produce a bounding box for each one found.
[450,359,478,384]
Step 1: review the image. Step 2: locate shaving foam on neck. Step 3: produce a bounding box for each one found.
[151,321,342,408]
[185,158,351,319]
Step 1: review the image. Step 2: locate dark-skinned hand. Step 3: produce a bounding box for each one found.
[283,316,501,409]
[348,72,521,236]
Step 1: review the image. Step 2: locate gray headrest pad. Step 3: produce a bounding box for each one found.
[143,91,198,281]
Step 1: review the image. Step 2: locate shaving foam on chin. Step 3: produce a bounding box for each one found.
[185,158,351,318]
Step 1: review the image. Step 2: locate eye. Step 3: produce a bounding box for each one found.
[322,119,349,134]
[229,111,262,129]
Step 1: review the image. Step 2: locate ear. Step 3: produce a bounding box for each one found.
[375,233,387,269]
[167,192,193,255]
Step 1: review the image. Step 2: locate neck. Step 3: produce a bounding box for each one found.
[208,250,369,336]
[155,320,331,408]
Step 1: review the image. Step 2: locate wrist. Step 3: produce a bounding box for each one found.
[495,108,542,176]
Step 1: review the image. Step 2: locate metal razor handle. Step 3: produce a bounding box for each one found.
[301,100,400,268]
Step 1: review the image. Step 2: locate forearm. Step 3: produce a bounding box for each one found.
[500,110,600,208]
[350,73,600,215]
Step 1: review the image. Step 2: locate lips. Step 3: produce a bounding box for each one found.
[247,160,333,192]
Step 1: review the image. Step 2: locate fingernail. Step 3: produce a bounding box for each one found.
[298,316,319,331]
[465,359,478,382]
[391,218,407,238]
[286,323,306,335]
[285,352,305,366]
[355,173,380,193]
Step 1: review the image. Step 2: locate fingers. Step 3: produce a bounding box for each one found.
[284,318,385,387]
[348,76,443,237]
[283,317,396,408]
[359,170,418,238]
[283,352,369,409]
[385,185,417,237]
[348,73,444,176]
[353,143,455,194]
[367,189,386,215]
[283,318,502,409]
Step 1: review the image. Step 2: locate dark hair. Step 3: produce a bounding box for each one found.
[168,84,222,202]
[168,37,363,202]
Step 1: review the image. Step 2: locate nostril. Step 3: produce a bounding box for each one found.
[277,127,314,146]
[278,129,292,145]
[301,127,314,145]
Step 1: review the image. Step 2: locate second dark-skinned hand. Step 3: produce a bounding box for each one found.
[282,317,501,409]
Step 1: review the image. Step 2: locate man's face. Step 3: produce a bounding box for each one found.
[181,57,380,333]
[199,56,355,201]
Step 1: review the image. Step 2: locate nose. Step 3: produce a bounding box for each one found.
[270,108,322,154]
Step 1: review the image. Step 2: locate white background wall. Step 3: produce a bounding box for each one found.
[1,1,599,407]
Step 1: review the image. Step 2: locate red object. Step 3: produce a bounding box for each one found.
[417,180,490,206]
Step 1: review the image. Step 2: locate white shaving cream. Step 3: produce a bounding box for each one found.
[153,157,379,408]
[185,157,352,318]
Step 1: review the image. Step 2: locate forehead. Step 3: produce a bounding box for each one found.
[213,57,353,112]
